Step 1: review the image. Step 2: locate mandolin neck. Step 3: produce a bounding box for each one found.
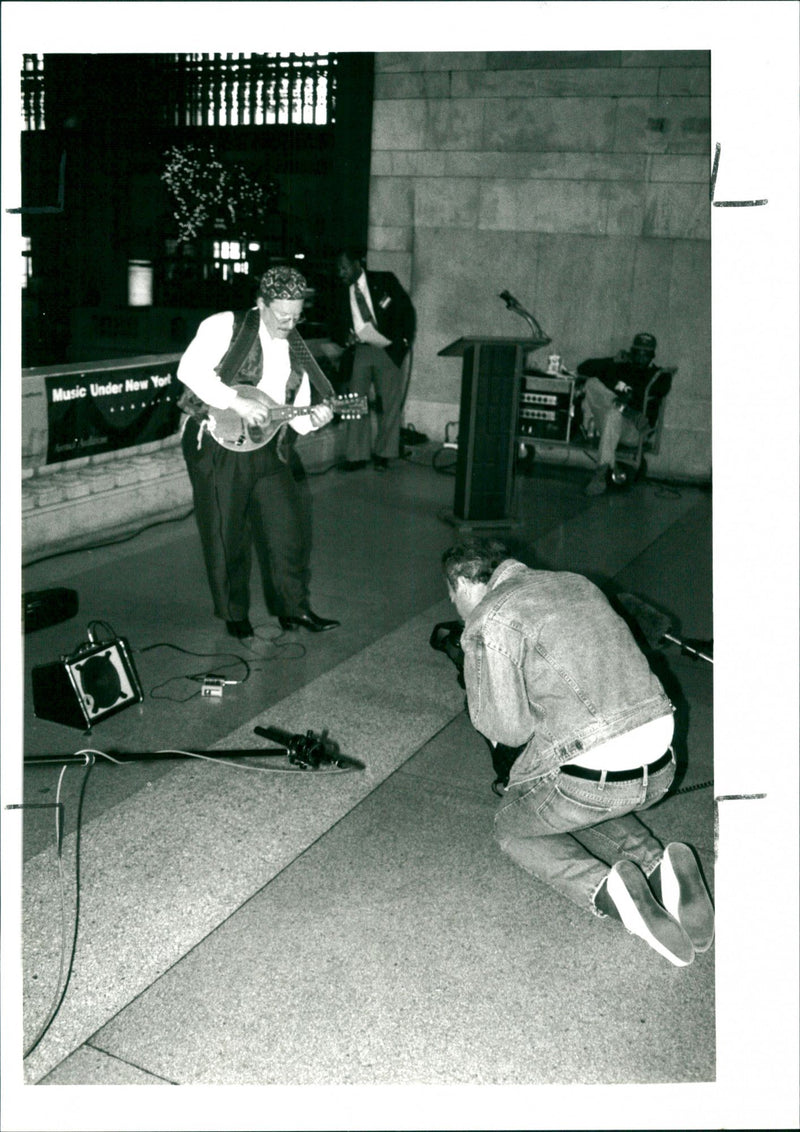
[270,402,315,423]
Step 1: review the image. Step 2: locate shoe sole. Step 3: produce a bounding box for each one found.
[607,861,695,966]
[279,621,339,633]
[659,843,715,952]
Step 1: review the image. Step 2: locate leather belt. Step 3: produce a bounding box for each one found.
[560,749,672,782]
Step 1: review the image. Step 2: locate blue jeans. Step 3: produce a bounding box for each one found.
[493,751,675,917]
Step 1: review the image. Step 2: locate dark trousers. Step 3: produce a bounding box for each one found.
[344,343,406,461]
[182,419,312,622]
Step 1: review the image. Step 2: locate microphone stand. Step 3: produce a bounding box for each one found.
[24,748,290,767]
[498,290,551,346]
[24,726,365,771]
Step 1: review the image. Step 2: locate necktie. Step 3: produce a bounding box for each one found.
[354,285,373,325]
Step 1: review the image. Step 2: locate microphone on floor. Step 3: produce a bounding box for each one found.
[616,593,713,664]
[254,725,362,770]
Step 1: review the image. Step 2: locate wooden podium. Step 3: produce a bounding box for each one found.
[439,336,542,525]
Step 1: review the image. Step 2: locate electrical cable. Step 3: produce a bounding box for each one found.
[252,627,307,660]
[138,640,252,673]
[93,747,358,774]
[23,754,94,1060]
[21,725,704,1055]
[55,626,307,707]
[136,634,311,702]
[672,778,713,795]
[23,508,196,570]
[22,735,360,1052]
[86,618,118,642]
[432,446,457,475]
[146,678,203,703]
[136,641,253,702]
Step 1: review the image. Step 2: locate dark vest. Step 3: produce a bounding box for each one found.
[218,309,263,387]
[178,309,301,463]
[179,308,301,420]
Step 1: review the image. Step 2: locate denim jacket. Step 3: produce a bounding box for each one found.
[460,560,673,785]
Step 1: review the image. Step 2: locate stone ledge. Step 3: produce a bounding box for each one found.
[23,469,193,564]
[22,424,346,565]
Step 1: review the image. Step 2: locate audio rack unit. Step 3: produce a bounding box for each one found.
[517,375,576,445]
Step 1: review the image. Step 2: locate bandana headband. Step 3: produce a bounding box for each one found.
[259,266,308,301]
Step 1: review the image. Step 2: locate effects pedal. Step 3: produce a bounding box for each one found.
[200,674,238,698]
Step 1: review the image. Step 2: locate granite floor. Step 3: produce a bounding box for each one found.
[13,447,720,1121]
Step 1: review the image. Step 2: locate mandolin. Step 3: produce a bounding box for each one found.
[208,385,366,452]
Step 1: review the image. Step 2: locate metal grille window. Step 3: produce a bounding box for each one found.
[21,54,45,130]
[166,53,336,127]
[20,52,336,131]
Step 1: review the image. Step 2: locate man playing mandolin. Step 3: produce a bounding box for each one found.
[178,266,341,639]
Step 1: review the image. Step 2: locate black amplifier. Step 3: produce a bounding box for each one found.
[32,633,143,729]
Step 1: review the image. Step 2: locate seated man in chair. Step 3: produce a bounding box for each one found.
[576,332,672,496]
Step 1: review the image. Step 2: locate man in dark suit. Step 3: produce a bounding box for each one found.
[332,248,416,471]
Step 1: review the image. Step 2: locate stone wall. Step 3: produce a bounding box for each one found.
[366,51,711,480]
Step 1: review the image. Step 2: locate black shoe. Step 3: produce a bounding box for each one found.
[226,618,254,639]
[279,611,340,633]
[585,465,610,496]
[338,460,367,472]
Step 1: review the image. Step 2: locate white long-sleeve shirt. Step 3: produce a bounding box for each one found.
[177,309,314,435]
[349,273,391,349]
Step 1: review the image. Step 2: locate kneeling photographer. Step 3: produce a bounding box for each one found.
[429,618,521,795]
[432,537,714,967]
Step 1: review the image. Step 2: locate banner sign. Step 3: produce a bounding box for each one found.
[45,361,182,463]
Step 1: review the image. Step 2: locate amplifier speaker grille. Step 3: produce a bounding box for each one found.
[32,637,143,729]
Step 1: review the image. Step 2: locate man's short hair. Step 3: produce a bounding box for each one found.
[442,538,509,588]
[259,266,308,302]
[632,332,657,352]
[339,246,366,265]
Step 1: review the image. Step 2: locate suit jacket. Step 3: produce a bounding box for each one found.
[332,270,416,370]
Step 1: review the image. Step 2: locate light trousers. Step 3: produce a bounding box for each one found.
[582,377,642,468]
